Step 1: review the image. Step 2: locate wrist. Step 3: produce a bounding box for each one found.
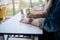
[31,19,39,27]
[28,18,34,24]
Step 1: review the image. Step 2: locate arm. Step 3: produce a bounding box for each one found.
[44,0,52,11]
[20,18,39,27]
[27,0,52,18]
[27,13,48,18]
[29,3,60,31]
[20,18,45,28]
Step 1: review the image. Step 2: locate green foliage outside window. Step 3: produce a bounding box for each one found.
[6,0,43,16]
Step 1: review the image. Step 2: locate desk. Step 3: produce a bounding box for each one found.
[0,13,43,40]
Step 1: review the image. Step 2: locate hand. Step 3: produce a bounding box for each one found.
[27,14,33,18]
[20,18,29,24]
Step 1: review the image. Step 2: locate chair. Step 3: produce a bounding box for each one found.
[0,35,5,40]
[0,5,7,23]
[7,35,34,40]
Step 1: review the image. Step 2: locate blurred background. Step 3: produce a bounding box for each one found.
[0,0,45,18]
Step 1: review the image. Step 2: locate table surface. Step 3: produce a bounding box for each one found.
[0,12,43,35]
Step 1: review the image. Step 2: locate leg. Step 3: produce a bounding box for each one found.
[43,29,55,40]
[38,35,43,40]
[0,35,5,40]
[7,35,9,40]
[34,36,39,40]
[31,36,34,40]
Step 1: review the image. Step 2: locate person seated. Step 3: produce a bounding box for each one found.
[20,0,52,27]
[20,0,60,40]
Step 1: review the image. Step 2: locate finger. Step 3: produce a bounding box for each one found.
[27,14,32,18]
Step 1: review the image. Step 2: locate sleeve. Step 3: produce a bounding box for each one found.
[44,14,55,32]
[36,18,45,29]
[39,18,45,29]
[44,2,60,32]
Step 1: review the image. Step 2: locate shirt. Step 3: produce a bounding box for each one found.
[44,0,60,32]
[44,0,60,40]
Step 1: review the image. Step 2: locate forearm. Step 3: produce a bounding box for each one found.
[44,0,52,11]
[27,12,48,18]
[31,19,39,27]
[30,10,44,14]
[30,18,45,28]
[26,9,43,15]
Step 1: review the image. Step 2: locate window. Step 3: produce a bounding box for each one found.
[0,0,44,16]
[6,0,20,16]
[20,0,29,10]
[6,0,13,16]
[31,0,42,7]
[14,0,20,14]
